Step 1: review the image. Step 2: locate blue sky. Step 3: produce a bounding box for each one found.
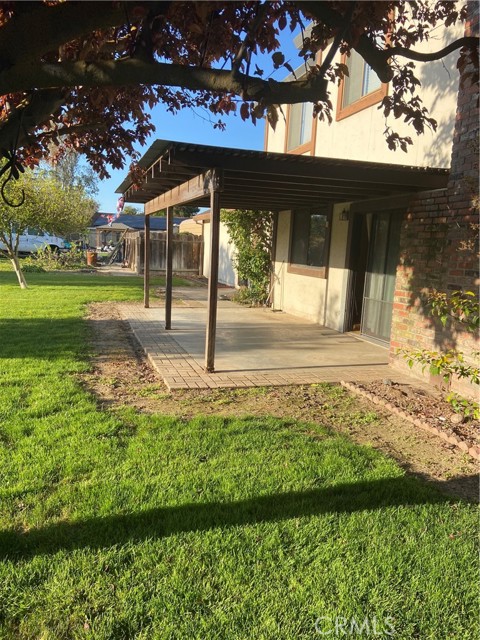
[96,28,301,212]
[96,104,268,212]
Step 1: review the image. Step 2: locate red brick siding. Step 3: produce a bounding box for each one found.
[389,3,479,395]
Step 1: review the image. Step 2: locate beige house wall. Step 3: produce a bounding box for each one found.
[266,22,461,167]
[272,203,352,331]
[178,218,203,236]
[202,220,238,288]
[267,21,462,333]
[272,210,327,324]
[324,204,352,332]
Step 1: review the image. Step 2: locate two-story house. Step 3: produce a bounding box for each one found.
[118,10,478,388]
[264,16,478,391]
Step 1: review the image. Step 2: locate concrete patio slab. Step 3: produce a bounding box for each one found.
[116,287,421,391]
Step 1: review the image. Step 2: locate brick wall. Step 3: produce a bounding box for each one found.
[390,3,479,394]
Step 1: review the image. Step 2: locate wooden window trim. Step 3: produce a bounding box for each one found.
[287,206,332,280]
[287,263,328,279]
[336,52,388,121]
[284,102,318,155]
[263,112,269,151]
[284,52,321,156]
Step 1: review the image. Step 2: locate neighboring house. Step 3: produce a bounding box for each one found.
[178,217,203,236]
[88,213,186,248]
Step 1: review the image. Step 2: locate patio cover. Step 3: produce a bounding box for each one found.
[116,139,449,373]
[116,139,448,212]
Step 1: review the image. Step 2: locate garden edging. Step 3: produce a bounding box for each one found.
[340,380,480,462]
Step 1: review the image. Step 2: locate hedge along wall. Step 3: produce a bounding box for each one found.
[390,2,479,395]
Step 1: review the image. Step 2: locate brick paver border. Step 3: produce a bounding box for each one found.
[117,303,418,391]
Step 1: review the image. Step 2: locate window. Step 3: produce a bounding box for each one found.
[337,49,387,120]
[342,50,381,107]
[286,102,314,152]
[283,57,318,154]
[289,209,330,277]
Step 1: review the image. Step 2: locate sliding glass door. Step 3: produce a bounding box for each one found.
[361,212,402,343]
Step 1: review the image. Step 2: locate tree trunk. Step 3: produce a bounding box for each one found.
[10,253,28,288]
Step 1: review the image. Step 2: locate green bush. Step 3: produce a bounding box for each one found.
[222,209,274,305]
[23,245,90,271]
[400,290,479,418]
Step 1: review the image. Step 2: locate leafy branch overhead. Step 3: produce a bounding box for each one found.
[0,1,478,179]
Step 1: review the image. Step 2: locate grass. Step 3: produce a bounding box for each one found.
[0,269,478,639]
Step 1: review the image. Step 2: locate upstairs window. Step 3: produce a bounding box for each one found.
[284,59,317,154]
[337,49,387,120]
[342,50,381,107]
[286,101,314,152]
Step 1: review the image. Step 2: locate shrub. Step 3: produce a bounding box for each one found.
[221,209,274,305]
[400,290,479,419]
[23,245,90,271]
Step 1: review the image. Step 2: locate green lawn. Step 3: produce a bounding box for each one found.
[0,270,478,639]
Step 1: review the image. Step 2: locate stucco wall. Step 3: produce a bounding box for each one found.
[324,204,351,331]
[272,210,327,324]
[272,204,352,331]
[178,218,203,236]
[265,22,462,169]
[202,220,237,287]
[267,19,464,335]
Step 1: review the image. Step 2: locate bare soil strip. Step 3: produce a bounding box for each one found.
[81,303,478,502]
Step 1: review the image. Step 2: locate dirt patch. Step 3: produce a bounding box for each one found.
[354,379,480,446]
[81,302,478,502]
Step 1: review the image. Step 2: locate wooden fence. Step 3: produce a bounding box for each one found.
[124,231,203,275]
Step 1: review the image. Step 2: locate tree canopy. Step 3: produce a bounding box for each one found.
[45,147,99,196]
[123,204,143,215]
[0,166,97,287]
[0,1,478,186]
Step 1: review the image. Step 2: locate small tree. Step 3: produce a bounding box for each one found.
[0,168,97,288]
[221,209,274,305]
[46,147,99,196]
[123,205,142,216]
[174,206,200,218]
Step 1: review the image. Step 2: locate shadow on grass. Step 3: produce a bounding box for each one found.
[1,475,470,561]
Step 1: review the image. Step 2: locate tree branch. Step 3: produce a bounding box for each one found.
[297,3,479,81]
[0,2,125,71]
[297,1,392,81]
[0,90,65,151]
[0,59,329,106]
[383,36,479,64]
[297,1,343,29]
[231,1,269,78]
[36,122,108,141]
[354,34,393,82]
[318,1,357,76]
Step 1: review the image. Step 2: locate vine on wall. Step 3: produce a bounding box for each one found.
[221,209,274,305]
[399,290,480,418]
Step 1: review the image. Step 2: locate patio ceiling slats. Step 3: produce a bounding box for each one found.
[117,139,449,213]
[117,139,450,374]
